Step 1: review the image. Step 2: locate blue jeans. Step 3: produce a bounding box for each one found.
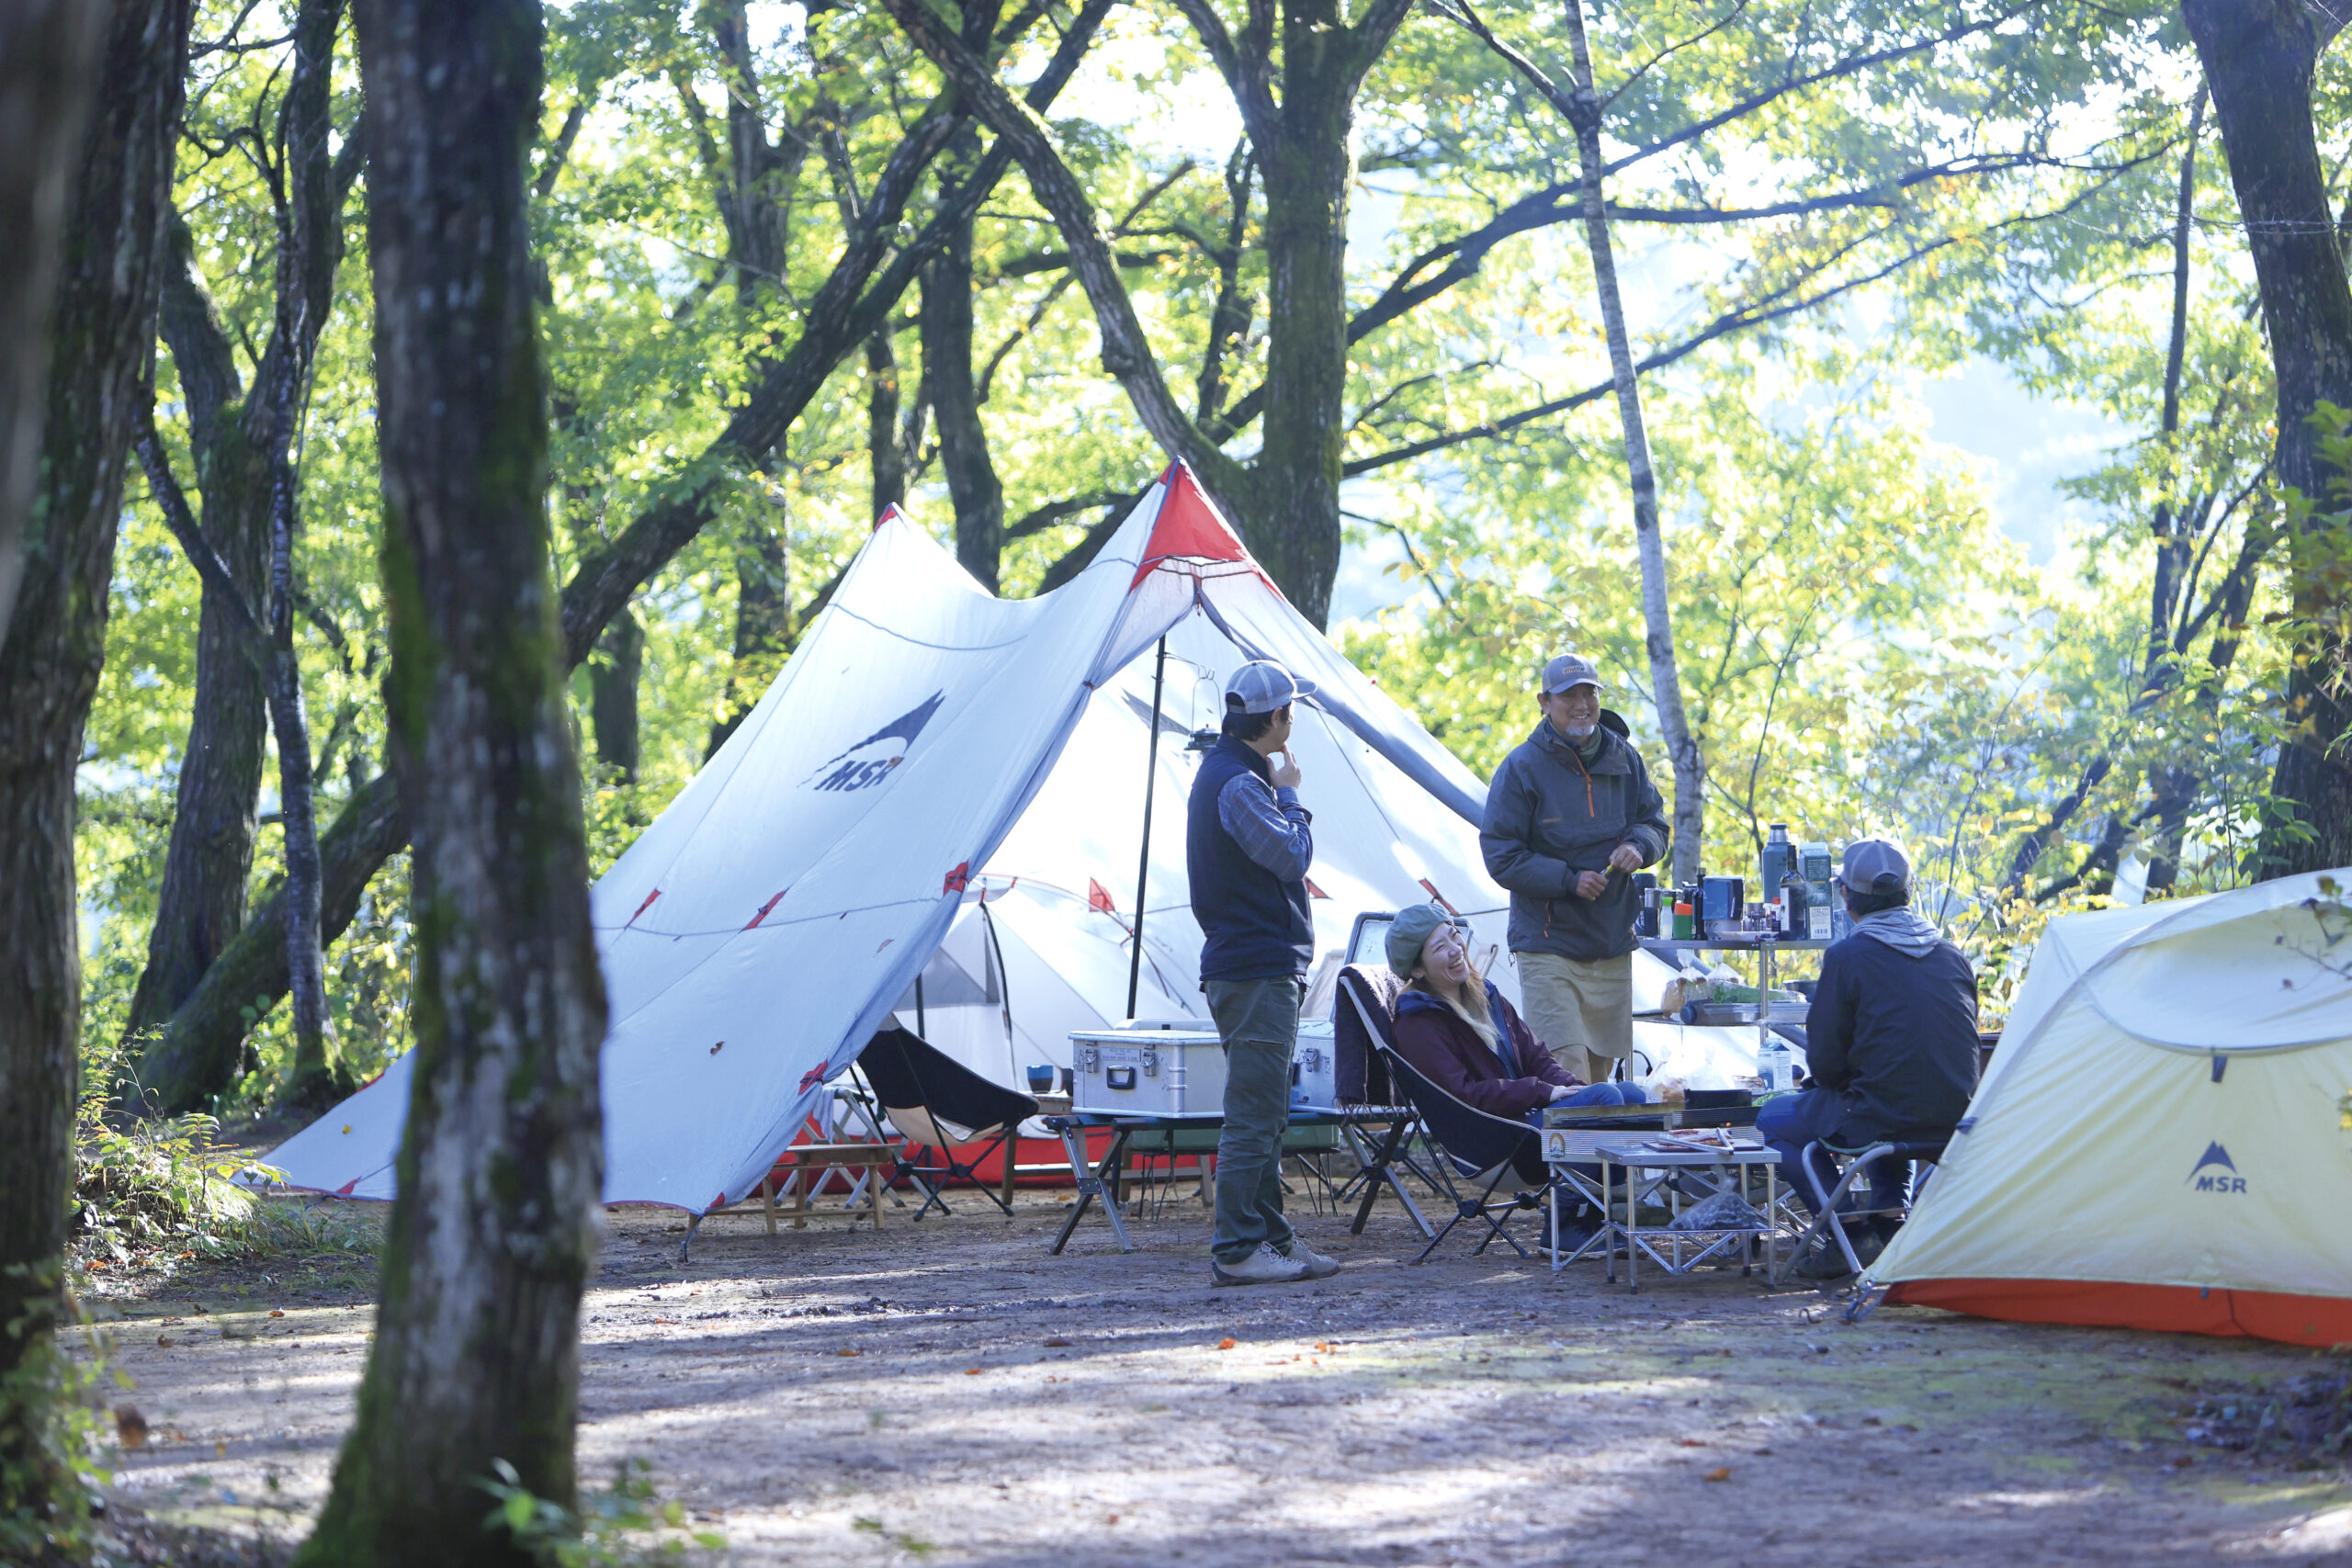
[1757,1089,1909,1215]
[1521,1079,1649,1126]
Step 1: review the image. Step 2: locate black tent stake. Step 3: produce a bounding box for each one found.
[1126,637,1170,1019]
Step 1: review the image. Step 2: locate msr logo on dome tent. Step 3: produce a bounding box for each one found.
[802,693,944,793]
[2188,1142,2246,1195]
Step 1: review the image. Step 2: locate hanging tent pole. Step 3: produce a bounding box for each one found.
[1125,637,1170,1019]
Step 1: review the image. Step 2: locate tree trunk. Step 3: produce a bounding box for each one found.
[923,200,1005,589]
[706,513,792,757]
[123,230,274,1053]
[0,0,103,655]
[866,330,910,517]
[588,608,641,781]
[268,460,340,1105]
[1561,0,1704,880]
[2182,0,2352,877]
[299,1,606,1562]
[0,0,188,1529]
[1249,16,1356,626]
[130,0,354,1055]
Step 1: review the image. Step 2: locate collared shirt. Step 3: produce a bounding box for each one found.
[1216,772,1313,881]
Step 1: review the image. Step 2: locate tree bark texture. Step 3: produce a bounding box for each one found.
[0,0,188,1525]
[0,0,103,656]
[2182,0,2352,876]
[866,330,910,518]
[1560,0,1703,879]
[300,1,606,1562]
[129,0,355,1057]
[588,608,642,781]
[268,464,337,1101]
[922,194,1006,589]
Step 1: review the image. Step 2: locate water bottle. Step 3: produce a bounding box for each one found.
[1759,1036,1793,1094]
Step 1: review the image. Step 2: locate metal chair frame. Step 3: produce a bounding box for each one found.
[1773,1137,1946,1285]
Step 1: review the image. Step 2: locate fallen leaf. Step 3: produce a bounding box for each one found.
[1216,1337,1237,1350]
[268,1310,285,1319]
[2170,1455,2194,1470]
[1678,1438,1706,1448]
[652,1317,677,1325]
[964,1367,983,1376]
[1315,1341,1331,1353]
[115,1405,149,1450]
[1042,1337,1070,1348]
[1702,1467,1731,1483]
[156,1335,175,1348]
[837,1348,862,1358]
[1107,1515,1121,1525]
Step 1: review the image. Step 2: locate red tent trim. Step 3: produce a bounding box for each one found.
[1884,1278,2352,1348]
[1129,461,1277,593]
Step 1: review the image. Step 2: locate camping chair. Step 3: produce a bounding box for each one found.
[1378,1044,1555,1263]
[1772,1134,1950,1286]
[1331,964,1436,1239]
[854,1025,1040,1220]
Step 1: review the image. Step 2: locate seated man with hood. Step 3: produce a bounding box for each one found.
[1758,837,1980,1279]
[1385,901,1647,1123]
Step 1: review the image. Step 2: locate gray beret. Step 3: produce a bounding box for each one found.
[1385,902,1468,978]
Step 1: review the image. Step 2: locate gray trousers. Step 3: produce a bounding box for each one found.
[1204,976,1302,1264]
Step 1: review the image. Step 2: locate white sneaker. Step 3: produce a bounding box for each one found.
[1277,1239,1342,1280]
[1211,1241,1312,1287]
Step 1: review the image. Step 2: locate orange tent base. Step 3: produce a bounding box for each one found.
[1885,1278,2352,1348]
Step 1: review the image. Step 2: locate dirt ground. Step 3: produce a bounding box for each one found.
[85,1176,2352,1567]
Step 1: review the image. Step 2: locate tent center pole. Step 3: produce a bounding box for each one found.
[1126,637,1170,1020]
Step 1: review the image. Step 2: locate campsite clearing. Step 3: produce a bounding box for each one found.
[88,1195,2352,1565]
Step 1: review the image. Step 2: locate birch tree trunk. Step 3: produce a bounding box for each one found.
[1561,0,1704,880]
[299,0,607,1561]
[0,0,189,1531]
[0,0,102,656]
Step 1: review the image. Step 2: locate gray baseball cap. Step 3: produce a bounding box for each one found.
[1836,837,1913,896]
[1541,652,1604,694]
[1225,660,1317,716]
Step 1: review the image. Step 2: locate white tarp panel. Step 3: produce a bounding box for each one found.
[1871,871,2352,1306]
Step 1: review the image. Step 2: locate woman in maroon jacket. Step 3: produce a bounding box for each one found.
[1385,902,1647,1124]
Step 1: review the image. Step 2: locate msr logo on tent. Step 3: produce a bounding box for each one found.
[802,693,944,793]
[2188,1142,2246,1195]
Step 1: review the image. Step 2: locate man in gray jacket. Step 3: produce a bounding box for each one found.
[1480,654,1671,1084]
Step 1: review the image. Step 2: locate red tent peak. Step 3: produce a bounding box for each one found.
[1132,461,1255,588]
[873,502,911,534]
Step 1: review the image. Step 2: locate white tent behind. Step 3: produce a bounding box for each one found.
[1872,870,2352,1348]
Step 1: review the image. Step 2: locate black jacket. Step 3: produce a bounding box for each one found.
[1479,721,1670,962]
[1806,931,1981,1144]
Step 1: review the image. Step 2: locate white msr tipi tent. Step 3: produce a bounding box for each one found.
[261,461,1756,1213]
[1872,871,2352,1348]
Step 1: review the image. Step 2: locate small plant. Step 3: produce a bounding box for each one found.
[477,1457,725,1567]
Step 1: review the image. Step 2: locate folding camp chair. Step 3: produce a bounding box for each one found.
[1772,1135,1949,1285]
[1331,965,1436,1238]
[855,1025,1040,1220]
[1378,1044,1556,1263]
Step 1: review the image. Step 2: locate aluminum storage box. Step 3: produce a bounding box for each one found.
[1069,1019,1342,1118]
[1070,1023,1228,1118]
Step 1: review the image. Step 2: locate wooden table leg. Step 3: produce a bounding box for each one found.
[762,1173,777,1237]
[869,1158,886,1227]
[793,1167,809,1230]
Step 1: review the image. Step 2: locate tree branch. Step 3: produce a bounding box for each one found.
[881,0,1250,506]
[136,418,263,641]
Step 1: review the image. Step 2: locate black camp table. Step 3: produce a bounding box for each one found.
[1042,1107,1430,1255]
